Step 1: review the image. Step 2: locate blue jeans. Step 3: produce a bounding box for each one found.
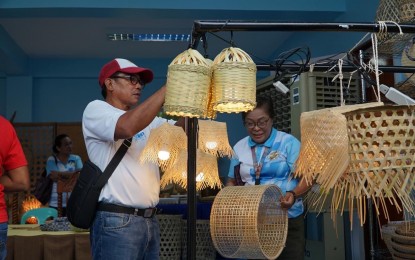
[0,222,7,260]
[90,211,160,260]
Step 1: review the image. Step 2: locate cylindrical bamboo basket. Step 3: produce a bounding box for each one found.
[165,48,211,118]
[210,185,287,259]
[212,47,256,113]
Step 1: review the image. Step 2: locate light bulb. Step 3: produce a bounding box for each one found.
[158,150,170,161]
[205,141,218,149]
[196,172,205,182]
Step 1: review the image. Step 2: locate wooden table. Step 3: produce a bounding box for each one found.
[7,224,91,260]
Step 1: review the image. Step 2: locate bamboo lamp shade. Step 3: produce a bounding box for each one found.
[212,47,257,113]
[160,149,222,191]
[164,48,211,118]
[210,185,287,259]
[344,105,415,220]
[139,123,187,171]
[198,119,233,158]
[294,102,384,190]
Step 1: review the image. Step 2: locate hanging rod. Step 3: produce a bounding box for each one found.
[193,20,415,33]
[191,20,415,49]
[256,64,415,73]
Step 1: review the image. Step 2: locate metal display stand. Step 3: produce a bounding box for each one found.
[185,20,415,260]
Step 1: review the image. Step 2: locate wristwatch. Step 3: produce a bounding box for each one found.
[286,190,296,200]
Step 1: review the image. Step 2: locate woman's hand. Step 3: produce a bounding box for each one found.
[280,191,295,209]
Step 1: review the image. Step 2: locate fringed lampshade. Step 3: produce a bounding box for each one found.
[293,102,384,226]
[164,48,212,118]
[212,47,256,113]
[139,123,187,171]
[198,119,233,158]
[160,149,222,191]
[344,105,415,224]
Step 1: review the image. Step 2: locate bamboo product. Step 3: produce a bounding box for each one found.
[212,47,256,113]
[139,123,187,171]
[210,185,287,259]
[165,48,211,118]
[161,149,222,191]
[344,105,415,223]
[198,119,233,158]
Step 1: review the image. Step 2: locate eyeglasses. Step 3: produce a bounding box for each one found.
[111,74,145,86]
[244,118,270,129]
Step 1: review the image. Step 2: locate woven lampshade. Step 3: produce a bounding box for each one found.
[198,119,233,158]
[212,47,256,113]
[210,185,287,259]
[165,48,212,118]
[400,0,415,22]
[139,123,187,171]
[160,149,222,191]
[344,105,415,223]
[374,0,414,55]
[294,102,384,190]
[294,102,385,224]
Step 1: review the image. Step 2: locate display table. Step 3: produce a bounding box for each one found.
[7,224,90,260]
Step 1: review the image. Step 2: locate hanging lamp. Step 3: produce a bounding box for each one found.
[160,149,222,191]
[211,47,257,113]
[164,48,211,118]
[139,123,187,171]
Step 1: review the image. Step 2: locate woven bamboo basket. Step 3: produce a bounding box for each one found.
[157,214,183,260]
[210,185,287,259]
[182,219,217,260]
[165,48,211,118]
[344,105,415,220]
[399,0,415,22]
[212,47,256,113]
[375,0,414,56]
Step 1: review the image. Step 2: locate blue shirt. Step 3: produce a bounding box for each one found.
[228,128,303,218]
[46,154,83,207]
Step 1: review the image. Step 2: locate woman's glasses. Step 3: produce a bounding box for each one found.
[244,118,270,129]
[111,74,145,86]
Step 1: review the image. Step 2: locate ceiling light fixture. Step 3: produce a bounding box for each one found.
[107,33,191,42]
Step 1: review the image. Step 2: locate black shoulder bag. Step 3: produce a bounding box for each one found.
[67,138,132,229]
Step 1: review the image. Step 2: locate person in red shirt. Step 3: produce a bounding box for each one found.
[0,115,30,259]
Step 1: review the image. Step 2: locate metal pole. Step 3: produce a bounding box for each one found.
[186,117,197,260]
[193,21,415,34]
[256,64,415,73]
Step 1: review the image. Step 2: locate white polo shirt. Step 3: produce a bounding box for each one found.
[82,100,175,209]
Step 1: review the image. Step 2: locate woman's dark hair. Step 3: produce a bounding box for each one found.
[53,134,69,154]
[242,95,275,122]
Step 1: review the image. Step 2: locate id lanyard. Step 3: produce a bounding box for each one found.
[250,146,271,185]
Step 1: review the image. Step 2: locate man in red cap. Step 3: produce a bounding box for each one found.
[82,58,181,259]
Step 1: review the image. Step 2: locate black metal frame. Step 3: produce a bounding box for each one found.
[185,20,415,260]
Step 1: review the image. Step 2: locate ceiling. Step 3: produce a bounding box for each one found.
[0,1,379,74]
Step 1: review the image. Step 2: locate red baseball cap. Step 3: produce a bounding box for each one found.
[98,58,154,87]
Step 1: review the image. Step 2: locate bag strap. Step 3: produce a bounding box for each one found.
[95,138,132,188]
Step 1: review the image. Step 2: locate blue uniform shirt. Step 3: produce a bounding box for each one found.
[228,128,303,218]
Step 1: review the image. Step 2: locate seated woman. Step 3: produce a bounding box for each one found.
[46,134,83,216]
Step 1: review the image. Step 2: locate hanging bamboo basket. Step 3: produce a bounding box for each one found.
[165,48,212,118]
[344,105,415,220]
[212,47,256,113]
[210,185,287,259]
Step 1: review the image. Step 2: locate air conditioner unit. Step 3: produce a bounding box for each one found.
[256,71,362,140]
